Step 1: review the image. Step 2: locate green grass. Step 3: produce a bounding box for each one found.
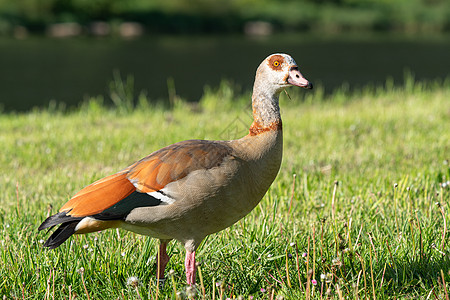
[1,78,449,299]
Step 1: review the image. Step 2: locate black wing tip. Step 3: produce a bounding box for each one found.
[38,211,80,231]
[38,212,66,231]
[43,240,62,250]
[42,221,79,249]
[38,218,55,231]
[39,211,83,249]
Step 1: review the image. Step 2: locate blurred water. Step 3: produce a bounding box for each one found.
[0,33,449,111]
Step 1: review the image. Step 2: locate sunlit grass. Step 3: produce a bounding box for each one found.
[0,77,449,299]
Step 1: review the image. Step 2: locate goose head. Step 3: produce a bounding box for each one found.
[254,53,313,96]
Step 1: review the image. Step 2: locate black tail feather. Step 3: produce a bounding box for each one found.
[38,191,163,249]
[43,221,80,249]
[39,211,83,249]
[38,211,82,231]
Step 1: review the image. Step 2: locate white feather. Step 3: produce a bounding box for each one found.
[148,190,176,205]
[128,176,175,204]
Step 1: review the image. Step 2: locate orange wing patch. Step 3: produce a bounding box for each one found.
[60,172,135,217]
[127,159,165,192]
[59,140,232,217]
[127,140,233,193]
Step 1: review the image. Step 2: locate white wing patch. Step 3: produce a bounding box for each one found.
[128,178,176,204]
[148,190,176,205]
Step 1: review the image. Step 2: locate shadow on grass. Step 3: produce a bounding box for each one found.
[381,251,450,295]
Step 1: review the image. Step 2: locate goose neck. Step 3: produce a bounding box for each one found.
[249,86,282,136]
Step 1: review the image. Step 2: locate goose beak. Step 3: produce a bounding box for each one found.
[287,67,313,89]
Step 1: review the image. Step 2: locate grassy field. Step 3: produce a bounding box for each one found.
[0,78,449,299]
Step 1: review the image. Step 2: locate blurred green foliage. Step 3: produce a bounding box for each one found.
[0,0,449,34]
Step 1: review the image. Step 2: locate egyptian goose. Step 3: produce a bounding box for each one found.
[38,53,312,286]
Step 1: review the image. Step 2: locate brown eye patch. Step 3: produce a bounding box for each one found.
[268,55,284,71]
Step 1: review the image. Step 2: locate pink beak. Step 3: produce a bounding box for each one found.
[287,67,313,89]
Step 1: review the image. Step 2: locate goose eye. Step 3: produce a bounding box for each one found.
[273,61,280,67]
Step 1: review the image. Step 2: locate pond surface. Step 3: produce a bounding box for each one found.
[0,34,449,111]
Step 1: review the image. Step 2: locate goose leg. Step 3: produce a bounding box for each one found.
[157,241,170,286]
[185,250,196,285]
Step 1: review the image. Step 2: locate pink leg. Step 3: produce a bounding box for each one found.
[185,250,196,285]
[157,242,170,280]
